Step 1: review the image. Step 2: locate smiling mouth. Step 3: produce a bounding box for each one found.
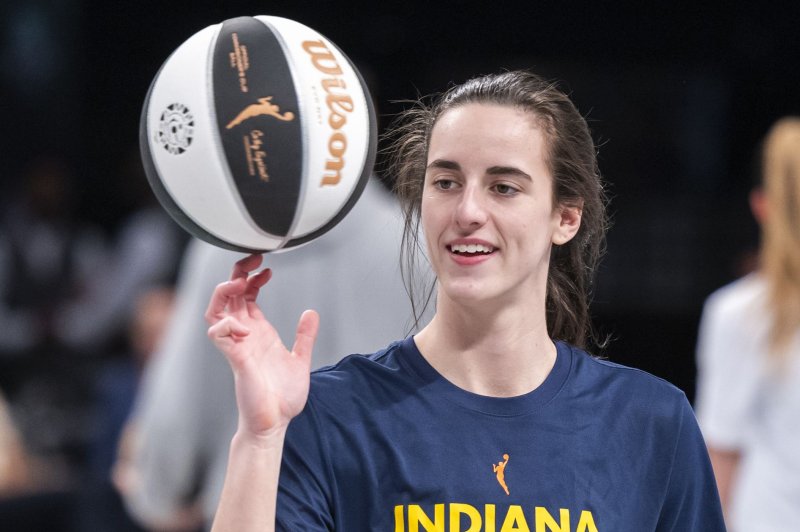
[448,243,495,255]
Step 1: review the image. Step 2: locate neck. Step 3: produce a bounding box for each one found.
[415,292,556,397]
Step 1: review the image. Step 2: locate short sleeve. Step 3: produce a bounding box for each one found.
[694,287,765,450]
[657,397,726,531]
[276,397,335,531]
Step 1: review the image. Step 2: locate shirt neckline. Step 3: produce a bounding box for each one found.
[395,336,572,417]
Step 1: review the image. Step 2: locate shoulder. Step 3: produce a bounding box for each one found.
[567,343,683,394]
[564,343,690,416]
[307,340,410,405]
[698,274,770,347]
[310,340,406,382]
[702,273,766,321]
[563,345,709,481]
[284,340,412,439]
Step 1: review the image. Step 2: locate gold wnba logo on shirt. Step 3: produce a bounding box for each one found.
[493,453,510,495]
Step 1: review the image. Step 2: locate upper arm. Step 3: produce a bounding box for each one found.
[657,398,726,531]
[123,242,238,522]
[706,446,741,510]
[276,399,334,531]
[694,293,763,451]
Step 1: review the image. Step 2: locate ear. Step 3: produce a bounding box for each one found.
[552,200,583,246]
[749,187,767,226]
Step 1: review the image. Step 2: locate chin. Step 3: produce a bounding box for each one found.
[440,279,497,305]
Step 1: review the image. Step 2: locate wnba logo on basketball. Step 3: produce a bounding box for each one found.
[224,96,296,181]
[302,39,353,186]
[156,103,194,155]
[225,96,295,129]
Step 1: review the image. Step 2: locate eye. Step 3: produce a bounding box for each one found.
[433,178,458,191]
[492,183,519,196]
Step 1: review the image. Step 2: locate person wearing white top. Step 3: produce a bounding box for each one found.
[116,177,430,530]
[695,116,800,531]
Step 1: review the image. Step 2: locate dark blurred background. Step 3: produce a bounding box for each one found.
[1,0,799,401]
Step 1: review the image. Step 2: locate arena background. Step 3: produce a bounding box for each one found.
[1,0,799,401]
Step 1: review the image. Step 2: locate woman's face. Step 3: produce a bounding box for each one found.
[421,103,580,309]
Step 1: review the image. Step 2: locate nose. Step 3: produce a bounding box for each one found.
[454,185,488,229]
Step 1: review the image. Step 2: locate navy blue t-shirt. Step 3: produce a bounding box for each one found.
[276,338,725,531]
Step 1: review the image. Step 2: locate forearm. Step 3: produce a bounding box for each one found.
[707,446,741,512]
[212,428,288,532]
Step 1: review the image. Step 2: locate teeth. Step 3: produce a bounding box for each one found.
[451,243,494,254]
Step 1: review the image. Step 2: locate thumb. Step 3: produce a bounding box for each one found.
[291,310,319,362]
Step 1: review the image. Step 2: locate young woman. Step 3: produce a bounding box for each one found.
[205,70,725,531]
[695,117,800,531]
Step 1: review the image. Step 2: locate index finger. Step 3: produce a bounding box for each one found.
[230,253,264,282]
[204,278,247,325]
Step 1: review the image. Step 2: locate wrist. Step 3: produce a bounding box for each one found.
[232,424,289,453]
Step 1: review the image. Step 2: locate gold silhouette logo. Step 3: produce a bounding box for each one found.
[493,453,510,495]
[226,96,295,129]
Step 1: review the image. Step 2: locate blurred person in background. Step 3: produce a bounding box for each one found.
[0,390,33,495]
[695,116,800,531]
[52,147,187,356]
[0,150,187,530]
[0,389,76,531]
[0,154,106,358]
[0,154,107,493]
[115,176,430,530]
[78,286,178,532]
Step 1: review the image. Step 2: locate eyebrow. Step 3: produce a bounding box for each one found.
[426,160,532,181]
[426,159,461,171]
[486,166,532,181]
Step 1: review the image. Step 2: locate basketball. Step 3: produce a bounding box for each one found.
[140,15,377,252]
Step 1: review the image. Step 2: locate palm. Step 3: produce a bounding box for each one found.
[227,311,310,433]
[206,254,318,436]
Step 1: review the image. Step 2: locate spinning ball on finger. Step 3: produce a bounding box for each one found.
[140,15,376,252]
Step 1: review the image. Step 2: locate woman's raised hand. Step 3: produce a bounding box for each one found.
[205,254,319,438]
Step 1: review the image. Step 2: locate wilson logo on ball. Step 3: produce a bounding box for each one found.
[302,39,353,187]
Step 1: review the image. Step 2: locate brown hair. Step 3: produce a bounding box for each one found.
[760,117,800,357]
[384,70,608,348]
